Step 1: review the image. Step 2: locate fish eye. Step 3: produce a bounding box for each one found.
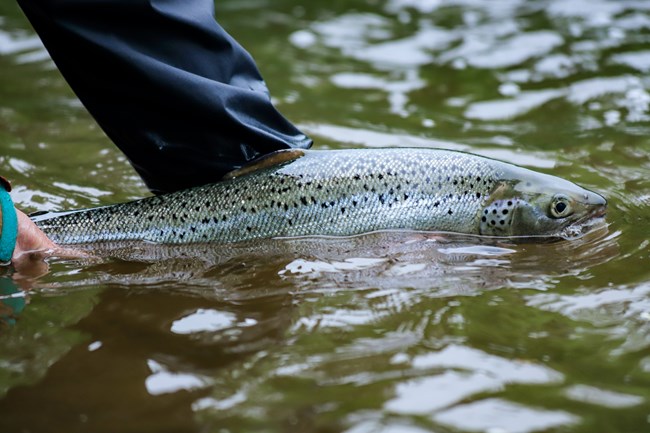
[550,194,573,218]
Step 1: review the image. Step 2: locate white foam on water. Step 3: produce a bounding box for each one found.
[145,360,211,395]
[464,31,564,69]
[433,398,578,433]
[610,50,650,72]
[464,89,565,120]
[411,345,563,384]
[565,384,644,408]
[171,309,238,334]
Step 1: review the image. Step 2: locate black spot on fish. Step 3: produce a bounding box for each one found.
[195,206,200,212]
[300,196,308,206]
[246,226,252,232]
[403,193,409,200]
[352,200,358,206]
[502,209,508,215]
[448,209,453,215]
[476,192,481,198]
[317,184,323,190]
[378,194,386,205]
[508,201,513,206]
[205,201,211,207]
[434,201,440,207]
[283,203,289,211]
[221,215,227,222]
[353,174,361,180]
[492,209,497,214]
[201,217,209,224]
[341,207,346,214]
[148,215,153,222]
[491,220,496,225]
[378,174,384,180]
[482,216,487,222]
[190,227,196,232]
[500,220,505,225]
[453,180,458,185]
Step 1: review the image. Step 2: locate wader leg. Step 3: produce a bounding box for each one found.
[17,0,312,193]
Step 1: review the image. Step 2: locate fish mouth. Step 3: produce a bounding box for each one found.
[556,204,608,240]
[502,202,608,243]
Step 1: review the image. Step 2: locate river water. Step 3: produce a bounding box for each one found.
[1,1,650,432]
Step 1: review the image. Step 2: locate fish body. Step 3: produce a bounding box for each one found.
[32,148,606,245]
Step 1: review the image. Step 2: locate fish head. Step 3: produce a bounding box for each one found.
[478,170,607,240]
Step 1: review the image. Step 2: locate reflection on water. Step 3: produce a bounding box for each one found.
[1,0,650,432]
[33,226,619,294]
[0,277,25,328]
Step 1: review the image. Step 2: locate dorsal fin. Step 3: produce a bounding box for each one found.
[223,149,306,180]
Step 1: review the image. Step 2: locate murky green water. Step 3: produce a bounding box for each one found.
[1,0,650,432]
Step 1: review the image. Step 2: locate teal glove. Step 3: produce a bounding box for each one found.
[0,177,17,264]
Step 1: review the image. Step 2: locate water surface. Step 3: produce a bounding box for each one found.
[1,0,650,432]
